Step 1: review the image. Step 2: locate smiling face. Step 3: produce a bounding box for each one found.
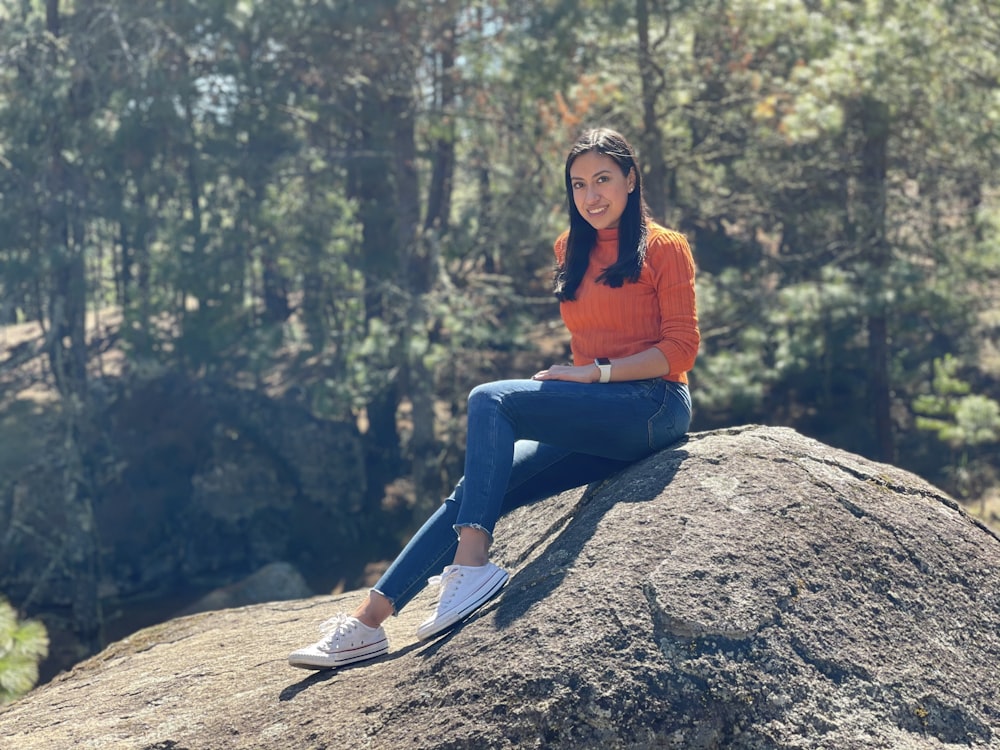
[569,150,636,231]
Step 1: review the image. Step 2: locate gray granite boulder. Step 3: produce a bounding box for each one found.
[1,425,997,749]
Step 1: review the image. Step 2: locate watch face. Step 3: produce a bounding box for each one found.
[597,357,611,366]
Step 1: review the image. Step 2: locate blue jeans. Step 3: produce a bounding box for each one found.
[371,377,691,613]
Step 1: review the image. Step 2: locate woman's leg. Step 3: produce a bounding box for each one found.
[367,440,633,619]
[454,377,690,541]
[289,379,689,665]
[370,378,688,617]
[411,378,688,639]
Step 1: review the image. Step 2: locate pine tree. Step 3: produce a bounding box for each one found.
[0,597,49,705]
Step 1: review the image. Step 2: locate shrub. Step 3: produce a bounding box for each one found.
[0,597,49,705]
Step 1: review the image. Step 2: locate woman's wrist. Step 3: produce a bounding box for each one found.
[594,357,612,383]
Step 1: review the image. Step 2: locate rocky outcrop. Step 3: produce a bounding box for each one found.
[1,425,998,749]
[175,562,315,617]
[0,372,374,677]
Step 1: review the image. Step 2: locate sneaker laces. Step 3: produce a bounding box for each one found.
[316,613,358,649]
[427,565,464,609]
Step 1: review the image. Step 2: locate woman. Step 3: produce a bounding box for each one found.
[288,127,699,669]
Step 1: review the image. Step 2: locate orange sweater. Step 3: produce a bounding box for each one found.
[554,222,700,384]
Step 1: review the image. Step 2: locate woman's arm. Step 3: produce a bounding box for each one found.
[650,230,699,378]
[531,347,669,383]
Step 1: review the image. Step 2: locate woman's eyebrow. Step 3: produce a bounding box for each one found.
[571,169,613,180]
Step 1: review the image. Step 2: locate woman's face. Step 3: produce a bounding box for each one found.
[569,151,635,230]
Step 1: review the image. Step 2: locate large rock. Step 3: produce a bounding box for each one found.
[0,372,374,678]
[175,562,315,617]
[1,425,998,749]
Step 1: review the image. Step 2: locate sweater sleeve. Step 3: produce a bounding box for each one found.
[648,230,700,377]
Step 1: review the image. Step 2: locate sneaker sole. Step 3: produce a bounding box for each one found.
[416,568,509,641]
[287,637,389,670]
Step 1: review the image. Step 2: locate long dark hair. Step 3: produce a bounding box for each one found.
[554,128,651,302]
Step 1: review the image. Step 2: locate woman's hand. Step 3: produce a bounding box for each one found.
[530,349,670,383]
[531,363,598,383]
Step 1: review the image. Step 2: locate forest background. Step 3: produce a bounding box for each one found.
[1,0,999,698]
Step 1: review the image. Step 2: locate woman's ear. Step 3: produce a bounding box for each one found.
[627,167,636,193]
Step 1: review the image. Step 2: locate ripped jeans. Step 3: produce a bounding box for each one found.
[371,377,691,614]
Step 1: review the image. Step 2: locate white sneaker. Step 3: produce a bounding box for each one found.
[416,562,509,641]
[288,613,389,669]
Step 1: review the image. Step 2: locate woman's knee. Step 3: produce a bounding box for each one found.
[467,380,510,414]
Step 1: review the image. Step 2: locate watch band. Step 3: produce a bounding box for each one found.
[595,357,612,384]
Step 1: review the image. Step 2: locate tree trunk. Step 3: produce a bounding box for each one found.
[347,82,404,489]
[636,0,669,220]
[43,0,104,657]
[424,16,456,235]
[45,0,59,36]
[44,0,87,401]
[853,96,894,463]
[399,85,444,509]
[129,186,154,356]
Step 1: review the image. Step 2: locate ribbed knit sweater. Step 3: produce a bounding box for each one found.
[554,222,700,384]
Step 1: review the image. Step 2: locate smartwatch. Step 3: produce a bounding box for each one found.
[595,357,612,384]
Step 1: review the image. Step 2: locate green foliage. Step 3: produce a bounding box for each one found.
[0,0,998,503]
[915,356,1000,449]
[0,597,49,705]
[914,355,1000,500]
[692,267,775,422]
